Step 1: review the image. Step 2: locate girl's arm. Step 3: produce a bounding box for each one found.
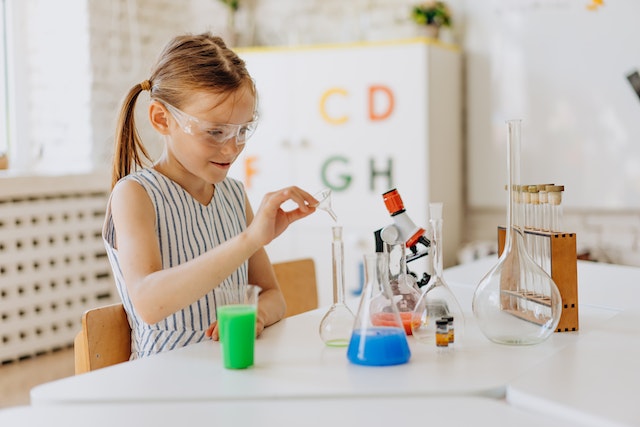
[110,179,314,325]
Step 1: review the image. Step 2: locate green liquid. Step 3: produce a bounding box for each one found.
[217,304,257,369]
[324,338,350,347]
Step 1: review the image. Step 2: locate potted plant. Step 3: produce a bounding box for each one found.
[218,0,240,45]
[411,1,452,39]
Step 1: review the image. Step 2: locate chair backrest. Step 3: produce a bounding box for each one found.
[74,258,318,374]
[73,302,130,375]
[273,257,319,317]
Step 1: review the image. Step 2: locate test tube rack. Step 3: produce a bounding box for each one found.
[497,227,579,332]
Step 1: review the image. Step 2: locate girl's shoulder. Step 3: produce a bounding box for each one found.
[115,168,159,188]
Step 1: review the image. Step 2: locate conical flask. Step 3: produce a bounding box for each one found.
[347,253,411,366]
[411,202,466,344]
[319,226,355,347]
[379,225,422,335]
[472,119,562,345]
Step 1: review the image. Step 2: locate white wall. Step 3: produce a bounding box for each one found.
[13,0,640,268]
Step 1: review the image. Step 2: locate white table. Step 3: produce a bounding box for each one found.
[25,258,640,427]
[447,257,640,427]
[0,397,589,427]
[507,309,640,427]
[29,293,615,404]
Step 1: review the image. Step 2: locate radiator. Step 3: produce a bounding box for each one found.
[0,173,117,363]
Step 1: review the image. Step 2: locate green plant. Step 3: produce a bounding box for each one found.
[218,0,239,12]
[411,1,452,28]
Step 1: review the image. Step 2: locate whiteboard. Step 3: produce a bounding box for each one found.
[467,0,640,209]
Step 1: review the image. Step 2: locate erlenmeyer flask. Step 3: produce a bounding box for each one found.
[411,202,465,344]
[472,119,562,345]
[347,253,411,366]
[379,225,421,335]
[319,226,355,346]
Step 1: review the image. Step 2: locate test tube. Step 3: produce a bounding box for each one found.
[522,185,532,230]
[547,185,565,233]
[537,184,551,275]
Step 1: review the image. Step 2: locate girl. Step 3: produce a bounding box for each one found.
[103,33,317,359]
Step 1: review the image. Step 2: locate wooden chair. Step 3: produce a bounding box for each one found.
[73,302,130,375]
[273,257,319,318]
[73,258,318,374]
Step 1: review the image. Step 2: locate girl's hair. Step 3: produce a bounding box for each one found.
[111,33,255,188]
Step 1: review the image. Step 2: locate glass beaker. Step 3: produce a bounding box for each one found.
[379,225,422,335]
[347,253,411,366]
[472,120,562,345]
[319,226,355,347]
[411,202,466,344]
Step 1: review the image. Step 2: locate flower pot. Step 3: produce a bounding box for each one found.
[420,24,440,39]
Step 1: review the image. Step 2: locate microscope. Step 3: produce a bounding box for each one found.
[375,188,431,288]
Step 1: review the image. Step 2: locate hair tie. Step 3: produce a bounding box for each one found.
[140,80,152,91]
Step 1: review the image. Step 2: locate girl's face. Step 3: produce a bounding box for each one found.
[162,85,256,185]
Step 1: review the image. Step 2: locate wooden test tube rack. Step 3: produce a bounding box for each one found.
[498,227,579,332]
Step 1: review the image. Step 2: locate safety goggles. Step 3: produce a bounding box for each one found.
[162,101,258,147]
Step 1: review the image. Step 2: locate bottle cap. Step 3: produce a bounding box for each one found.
[546,185,564,192]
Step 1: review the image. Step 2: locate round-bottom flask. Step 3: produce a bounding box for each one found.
[472,120,562,345]
[347,253,411,366]
[411,203,465,343]
[319,226,355,346]
[379,226,422,335]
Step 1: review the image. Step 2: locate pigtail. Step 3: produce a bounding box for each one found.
[111,82,153,189]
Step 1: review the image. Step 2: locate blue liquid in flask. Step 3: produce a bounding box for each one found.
[347,327,411,366]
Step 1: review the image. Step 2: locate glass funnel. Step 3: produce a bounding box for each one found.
[319,226,355,346]
[379,225,422,335]
[411,202,466,344]
[312,188,338,222]
[347,253,411,366]
[472,119,562,345]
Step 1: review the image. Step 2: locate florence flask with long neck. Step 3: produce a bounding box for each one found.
[319,226,355,346]
[411,202,465,343]
[472,119,562,345]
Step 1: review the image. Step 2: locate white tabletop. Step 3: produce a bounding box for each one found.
[0,397,588,427]
[29,293,616,405]
[507,309,640,427]
[26,257,640,427]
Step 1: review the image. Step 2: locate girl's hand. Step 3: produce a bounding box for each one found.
[247,186,317,247]
[205,321,220,340]
[205,316,266,341]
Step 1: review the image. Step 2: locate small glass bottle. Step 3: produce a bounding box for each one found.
[435,319,449,347]
[347,253,411,366]
[411,203,466,343]
[442,315,454,344]
[319,226,355,347]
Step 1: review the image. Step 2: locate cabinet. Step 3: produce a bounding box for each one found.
[231,39,462,306]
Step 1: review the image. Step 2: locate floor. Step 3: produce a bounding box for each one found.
[0,347,75,408]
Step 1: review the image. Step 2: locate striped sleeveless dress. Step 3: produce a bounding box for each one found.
[102,168,248,359]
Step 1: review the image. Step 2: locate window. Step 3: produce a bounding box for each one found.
[0,0,92,173]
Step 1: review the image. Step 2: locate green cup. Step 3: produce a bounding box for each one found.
[214,283,261,369]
